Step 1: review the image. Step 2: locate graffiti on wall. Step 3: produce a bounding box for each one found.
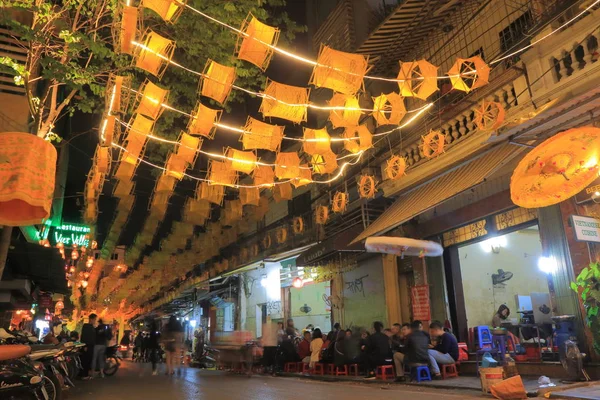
[266,301,282,316]
[346,275,369,297]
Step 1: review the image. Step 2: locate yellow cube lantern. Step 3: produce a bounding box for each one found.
[123,114,154,165]
[226,148,257,174]
[259,79,309,124]
[200,59,236,104]
[236,15,280,71]
[187,102,221,139]
[273,182,293,202]
[343,125,373,154]
[274,152,300,180]
[303,128,331,156]
[165,152,187,180]
[239,186,260,206]
[141,0,186,23]
[118,5,138,55]
[329,94,361,129]
[198,182,224,205]
[155,174,176,192]
[134,30,175,79]
[253,165,275,188]
[115,161,136,181]
[135,80,168,121]
[310,45,370,95]
[241,117,284,152]
[176,132,202,166]
[208,160,238,187]
[292,164,312,188]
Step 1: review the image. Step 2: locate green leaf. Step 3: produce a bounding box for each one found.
[577,267,590,282]
[588,306,599,318]
[571,281,579,292]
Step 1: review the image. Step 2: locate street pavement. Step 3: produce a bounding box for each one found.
[67,361,487,399]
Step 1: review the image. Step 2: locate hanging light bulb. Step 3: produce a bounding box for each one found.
[91,240,98,250]
[71,250,79,260]
[81,247,87,255]
[81,280,89,289]
[83,272,90,279]
[67,281,72,288]
[69,266,76,273]
[71,243,78,250]
[56,242,64,249]
[86,258,94,268]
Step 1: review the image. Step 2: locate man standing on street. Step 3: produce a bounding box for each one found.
[80,313,97,379]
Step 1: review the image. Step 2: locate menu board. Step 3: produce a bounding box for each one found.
[411,285,431,321]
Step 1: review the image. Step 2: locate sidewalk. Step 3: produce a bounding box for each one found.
[278,371,570,396]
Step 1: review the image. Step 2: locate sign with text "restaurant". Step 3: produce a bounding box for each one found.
[571,215,600,243]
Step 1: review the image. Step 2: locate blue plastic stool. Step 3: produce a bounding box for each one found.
[476,326,492,349]
[411,365,432,382]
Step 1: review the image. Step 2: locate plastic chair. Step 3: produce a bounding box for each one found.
[441,363,458,379]
[313,363,325,375]
[335,365,348,376]
[298,362,311,373]
[476,326,493,349]
[411,365,432,382]
[376,365,395,380]
[492,334,516,361]
[348,363,360,376]
[284,362,298,373]
[325,364,335,375]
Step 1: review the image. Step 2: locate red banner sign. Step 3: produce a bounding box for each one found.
[411,285,431,321]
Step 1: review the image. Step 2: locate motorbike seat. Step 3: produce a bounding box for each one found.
[29,344,61,352]
[0,344,31,361]
[29,349,60,360]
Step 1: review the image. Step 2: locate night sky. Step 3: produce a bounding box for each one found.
[62,1,311,253]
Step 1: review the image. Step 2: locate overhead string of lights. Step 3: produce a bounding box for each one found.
[121,85,432,143]
[109,101,433,189]
[181,0,600,78]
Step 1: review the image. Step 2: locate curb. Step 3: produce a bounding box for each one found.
[277,372,486,392]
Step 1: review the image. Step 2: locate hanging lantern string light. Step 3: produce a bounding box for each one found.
[114,118,361,167]
[123,55,427,116]
[122,86,379,142]
[181,1,597,81]
[121,85,433,142]
[180,5,477,84]
[111,141,366,188]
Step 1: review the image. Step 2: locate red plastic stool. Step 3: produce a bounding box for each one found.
[335,365,348,376]
[284,362,298,373]
[348,363,360,376]
[376,365,395,380]
[441,363,458,379]
[313,363,325,375]
[325,364,335,375]
[299,362,311,373]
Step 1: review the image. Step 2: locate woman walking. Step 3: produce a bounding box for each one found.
[162,316,184,375]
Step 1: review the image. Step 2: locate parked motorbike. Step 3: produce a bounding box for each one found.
[103,345,121,376]
[0,344,50,400]
[192,343,219,369]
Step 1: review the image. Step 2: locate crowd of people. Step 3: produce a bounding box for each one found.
[131,316,185,376]
[274,318,459,381]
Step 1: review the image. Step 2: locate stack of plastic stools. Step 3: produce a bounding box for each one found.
[411,365,432,382]
[476,326,493,349]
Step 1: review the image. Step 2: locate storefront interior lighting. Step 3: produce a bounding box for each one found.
[190,319,197,328]
[260,274,268,288]
[480,235,507,254]
[538,256,558,274]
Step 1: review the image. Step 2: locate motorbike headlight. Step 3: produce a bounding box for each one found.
[32,361,45,372]
[30,375,42,385]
